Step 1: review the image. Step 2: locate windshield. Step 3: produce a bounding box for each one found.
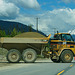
[54,34,74,41]
[62,34,74,41]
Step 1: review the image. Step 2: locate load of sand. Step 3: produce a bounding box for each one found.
[15,32,46,38]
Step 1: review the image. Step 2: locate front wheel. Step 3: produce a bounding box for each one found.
[22,48,37,63]
[60,50,73,63]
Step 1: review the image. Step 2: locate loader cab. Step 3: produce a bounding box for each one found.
[50,33,74,51]
[54,33,74,42]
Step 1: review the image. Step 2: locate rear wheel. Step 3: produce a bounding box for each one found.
[22,48,37,63]
[7,49,21,63]
[60,50,73,63]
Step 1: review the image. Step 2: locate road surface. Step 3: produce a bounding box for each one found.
[0,59,75,75]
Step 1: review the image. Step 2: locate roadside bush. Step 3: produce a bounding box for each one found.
[0,48,8,56]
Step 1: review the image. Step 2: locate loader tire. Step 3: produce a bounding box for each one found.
[22,48,37,63]
[7,49,21,63]
[60,50,73,63]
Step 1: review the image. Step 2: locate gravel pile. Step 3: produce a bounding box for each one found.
[15,32,46,38]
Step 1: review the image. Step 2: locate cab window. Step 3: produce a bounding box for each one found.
[62,34,74,41]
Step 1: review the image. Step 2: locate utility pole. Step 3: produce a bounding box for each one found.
[36,17,39,32]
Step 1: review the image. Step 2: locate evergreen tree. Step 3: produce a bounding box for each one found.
[0,30,6,37]
[11,28,17,37]
[0,30,3,37]
[2,30,6,36]
[17,31,21,35]
[28,24,33,32]
[8,29,11,35]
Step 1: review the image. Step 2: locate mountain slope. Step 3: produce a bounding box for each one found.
[0,20,29,33]
[0,20,46,36]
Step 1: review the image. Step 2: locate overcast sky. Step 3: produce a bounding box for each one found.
[0,0,75,35]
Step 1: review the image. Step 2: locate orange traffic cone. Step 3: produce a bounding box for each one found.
[74,57,75,60]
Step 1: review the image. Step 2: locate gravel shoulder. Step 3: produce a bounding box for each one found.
[0,58,50,67]
[0,58,75,68]
[0,63,10,67]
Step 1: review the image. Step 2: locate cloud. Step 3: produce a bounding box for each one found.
[0,0,19,19]
[0,0,75,36]
[5,0,40,10]
[0,0,40,19]
[9,8,75,35]
[14,15,35,25]
[38,8,75,35]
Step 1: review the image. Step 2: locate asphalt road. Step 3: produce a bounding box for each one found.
[0,59,75,75]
